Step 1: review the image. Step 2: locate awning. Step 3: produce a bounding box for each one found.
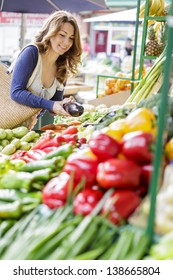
[84,8,142,23]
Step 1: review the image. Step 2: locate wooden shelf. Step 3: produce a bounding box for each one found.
[64,82,93,96]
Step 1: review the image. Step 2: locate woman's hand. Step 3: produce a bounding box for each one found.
[52,96,75,116]
[52,101,70,116]
[62,96,75,104]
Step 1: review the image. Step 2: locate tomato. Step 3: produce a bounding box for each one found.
[78,137,87,144]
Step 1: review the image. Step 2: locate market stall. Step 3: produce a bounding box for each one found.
[0,0,173,262]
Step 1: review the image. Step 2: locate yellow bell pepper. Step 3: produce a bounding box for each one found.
[101,127,122,142]
[165,138,173,161]
[77,147,98,160]
[125,108,157,135]
[101,118,127,141]
[109,118,127,131]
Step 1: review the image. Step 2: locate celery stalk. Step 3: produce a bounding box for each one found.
[125,55,165,105]
[133,70,161,103]
[125,77,147,103]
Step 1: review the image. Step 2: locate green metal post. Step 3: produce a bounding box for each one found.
[96,75,100,98]
[130,0,141,92]
[138,0,150,79]
[146,14,173,241]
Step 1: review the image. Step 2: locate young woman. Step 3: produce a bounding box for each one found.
[10,10,82,129]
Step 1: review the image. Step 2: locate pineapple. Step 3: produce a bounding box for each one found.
[158,23,167,55]
[145,26,160,56]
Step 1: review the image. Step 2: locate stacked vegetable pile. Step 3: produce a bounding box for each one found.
[0,143,73,222]
[0,93,173,259]
[0,126,40,155]
[0,105,162,260]
[0,199,149,260]
[98,66,146,97]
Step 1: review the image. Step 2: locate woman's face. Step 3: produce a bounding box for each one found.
[50,22,75,55]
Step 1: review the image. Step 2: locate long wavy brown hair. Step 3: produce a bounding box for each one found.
[34,11,82,84]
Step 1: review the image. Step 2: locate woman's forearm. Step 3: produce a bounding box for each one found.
[11,85,54,111]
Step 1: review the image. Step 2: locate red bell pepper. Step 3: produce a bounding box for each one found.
[96,158,141,189]
[43,198,66,209]
[122,131,155,164]
[135,185,148,197]
[102,190,141,225]
[64,154,99,188]
[140,164,153,187]
[89,132,121,162]
[42,171,79,209]
[73,188,104,216]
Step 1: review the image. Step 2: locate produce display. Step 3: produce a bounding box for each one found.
[98,66,147,98]
[0,98,173,260]
[0,0,173,261]
[139,0,170,19]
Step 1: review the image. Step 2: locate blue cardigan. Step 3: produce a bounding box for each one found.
[10,45,64,113]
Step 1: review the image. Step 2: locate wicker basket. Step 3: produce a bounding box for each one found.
[0,63,40,129]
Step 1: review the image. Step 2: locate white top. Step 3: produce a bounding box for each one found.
[26,45,64,100]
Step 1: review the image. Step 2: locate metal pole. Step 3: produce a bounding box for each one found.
[19,13,26,49]
[146,15,173,242]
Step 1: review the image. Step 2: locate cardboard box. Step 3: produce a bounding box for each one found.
[87,91,130,107]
